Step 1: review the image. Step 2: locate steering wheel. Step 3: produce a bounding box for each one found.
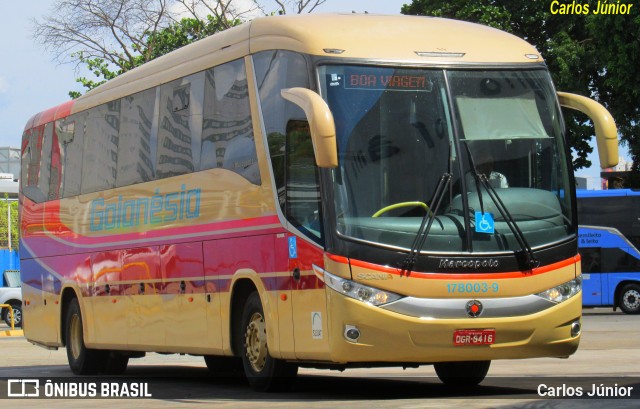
[372,201,433,218]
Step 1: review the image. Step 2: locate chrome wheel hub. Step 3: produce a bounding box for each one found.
[623,289,640,311]
[244,312,267,372]
[69,314,82,359]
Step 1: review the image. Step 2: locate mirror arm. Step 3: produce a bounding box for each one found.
[557,92,618,169]
[281,88,338,168]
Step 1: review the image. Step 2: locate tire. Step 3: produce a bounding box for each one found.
[65,298,108,375]
[102,352,129,375]
[203,355,244,378]
[4,303,22,328]
[237,292,298,391]
[434,360,491,386]
[619,284,640,314]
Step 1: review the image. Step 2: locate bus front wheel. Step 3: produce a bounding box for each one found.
[65,298,108,375]
[434,360,491,386]
[237,292,298,391]
[619,284,640,314]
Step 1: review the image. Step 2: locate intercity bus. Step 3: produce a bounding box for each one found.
[577,190,640,313]
[19,14,618,391]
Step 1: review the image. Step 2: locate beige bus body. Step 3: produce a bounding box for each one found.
[20,14,619,390]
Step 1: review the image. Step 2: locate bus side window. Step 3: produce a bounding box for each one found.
[201,59,259,184]
[81,101,120,194]
[49,120,65,201]
[22,125,49,203]
[285,120,322,243]
[116,88,157,186]
[253,50,310,211]
[580,247,602,273]
[602,247,640,272]
[20,131,30,191]
[62,113,86,198]
[156,72,204,179]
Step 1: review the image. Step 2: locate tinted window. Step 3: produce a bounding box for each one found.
[286,120,323,244]
[201,59,259,184]
[49,121,64,200]
[601,247,640,272]
[38,123,53,200]
[253,50,310,209]
[22,126,49,203]
[82,101,120,194]
[20,130,30,191]
[60,113,86,198]
[117,88,157,186]
[579,247,602,273]
[156,73,204,178]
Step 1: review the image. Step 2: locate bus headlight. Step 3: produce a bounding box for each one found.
[319,268,403,306]
[535,276,582,303]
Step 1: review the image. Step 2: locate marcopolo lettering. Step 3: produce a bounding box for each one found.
[90,184,201,232]
[438,258,499,269]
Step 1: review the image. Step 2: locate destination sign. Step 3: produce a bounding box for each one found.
[343,68,433,92]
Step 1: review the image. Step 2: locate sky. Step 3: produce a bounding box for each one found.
[0,0,629,186]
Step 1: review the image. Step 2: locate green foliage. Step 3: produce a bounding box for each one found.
[0,200,19,250]
[402,0,639,181]
[70,16,240,99]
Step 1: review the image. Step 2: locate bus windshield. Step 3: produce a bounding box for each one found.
[319,66,574,254]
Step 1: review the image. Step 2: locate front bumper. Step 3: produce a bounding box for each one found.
[325,289,581,363]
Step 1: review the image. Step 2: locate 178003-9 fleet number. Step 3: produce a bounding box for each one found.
[446,282,499,294]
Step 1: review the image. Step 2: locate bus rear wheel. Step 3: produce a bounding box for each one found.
[65,298,108,375]
[619,284,640,314]
[237,292,298,391]
[434,360,491,386]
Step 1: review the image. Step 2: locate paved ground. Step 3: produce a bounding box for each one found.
[0,308,638,408]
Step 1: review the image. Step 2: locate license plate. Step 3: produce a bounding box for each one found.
[453,329,496,346]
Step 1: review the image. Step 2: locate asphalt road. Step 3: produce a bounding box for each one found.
[0,308,638,408]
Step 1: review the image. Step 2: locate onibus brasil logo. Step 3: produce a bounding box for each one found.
[7,379,152,398]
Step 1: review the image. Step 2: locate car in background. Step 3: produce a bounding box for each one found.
[0,270,22,327]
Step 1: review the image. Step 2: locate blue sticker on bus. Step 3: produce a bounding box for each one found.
[288,236,298,259]
[475,211,495,234]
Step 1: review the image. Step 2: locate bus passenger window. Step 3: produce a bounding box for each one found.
[82,101,120,194]
[579,248,602,273]
[201,59,259,185]
[61,113,86,198]
[159,82,193,178]
[602,248,640,272]
[253,50,310,210]
[117,88,157,186]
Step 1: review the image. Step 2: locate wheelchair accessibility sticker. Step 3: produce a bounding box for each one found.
[475,211,495,234]
[288,236,298,259]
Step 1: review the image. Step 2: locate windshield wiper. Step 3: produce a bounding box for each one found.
[476,174,540,269]
[462,142,538,269]
[400,173,451,274]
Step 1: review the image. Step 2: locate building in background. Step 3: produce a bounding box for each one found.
[0,147,20,277]
[0,147,20,198]
[601,156,634,189]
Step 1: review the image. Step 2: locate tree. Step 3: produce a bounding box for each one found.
[401,0,639,179]
[33,0,326,98]
[0,199,19,251]
[69,15,240,97]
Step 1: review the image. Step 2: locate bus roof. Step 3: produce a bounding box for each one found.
[24,13,543,130]
[577,189,640,198]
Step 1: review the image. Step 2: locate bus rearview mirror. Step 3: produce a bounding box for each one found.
[281,88,338,168]
[557,92,618,169]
